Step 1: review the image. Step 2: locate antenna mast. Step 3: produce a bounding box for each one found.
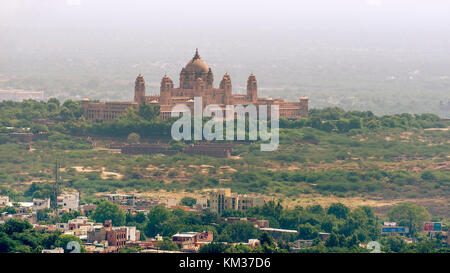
[51,161,61,210]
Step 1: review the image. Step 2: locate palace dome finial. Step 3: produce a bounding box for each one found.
[184,49,209,73]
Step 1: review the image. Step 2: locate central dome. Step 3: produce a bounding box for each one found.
[184,49,209,73]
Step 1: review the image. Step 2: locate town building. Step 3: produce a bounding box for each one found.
[172,231,213,251]
[87,227,107,243]
[209,188,265,214]
[0,211,37,225]
[126,234,163,251]
[230,239,261,249]
[80,204,97,216]
[32,198,50,211]
[318,232,331,241]
[102,194,137,206]
[86,220,139,251]
[101,193,162,213]
[259,227,298,239]
[193,197,208,211]
[106,227,128,248]
[42,248,64,253]
[82,49,308,121]
[289,239,314,251]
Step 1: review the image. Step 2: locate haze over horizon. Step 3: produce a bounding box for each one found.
[1,0,449,117]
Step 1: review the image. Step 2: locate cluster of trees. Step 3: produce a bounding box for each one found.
[280,107,446,133]
[1,100,447,140]
[225,169,450,197]
[83,200,447,253]
[61,103,171,137]
[0,99,82,129]
[91,200,126,226]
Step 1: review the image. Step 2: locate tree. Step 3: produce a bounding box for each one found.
[259,232,276,248]
[345,235,360,248]
[179,197,196,208]
[47,98,60,107]
[0,232,17,253]
[0,219,32,235]
[126,212,146,224]
[118,246,141,253]
[31,124,48,134]
[421,170,438,181]
[168,141,185,151]
[258,200,283,221]
[91,200,126,226]
[349,117,362,129]
[58,107,75,121]
[127,133,140,144]
[298,223,317,239]
[85,171,101,181]
[325,232,340,248]
[382,236,406,253]
[225,243,253,253]
[387,203,430,241]
[321,220,334,233]
[201,211,218,225]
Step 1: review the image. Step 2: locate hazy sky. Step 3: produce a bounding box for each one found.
[1,0,450,31]
[0,1,449,116]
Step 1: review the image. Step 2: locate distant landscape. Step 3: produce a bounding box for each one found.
[0,0,449,255]
[0,27,449,117]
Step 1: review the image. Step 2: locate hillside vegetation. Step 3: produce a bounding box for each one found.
[0,99,448,216]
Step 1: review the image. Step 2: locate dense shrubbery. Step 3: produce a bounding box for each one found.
[0,99,448,209]
[2,100,446,139]
[223,169,449,197]
[281,107,446,133]
[0,219,85,253]
[1,201,447,253]
[133,202,446,253]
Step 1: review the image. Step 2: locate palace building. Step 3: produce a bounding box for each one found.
[82,49,308,121]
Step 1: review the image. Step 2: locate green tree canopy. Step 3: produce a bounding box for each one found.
[179,197,197,208]
[138,103,160,121]
[91,200,126,226]
[387,203,431,239]
[127,132,140,144]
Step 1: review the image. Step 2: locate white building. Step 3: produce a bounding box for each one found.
[42,248,64,253]
[57,191,80,212]
[0,196,10,206]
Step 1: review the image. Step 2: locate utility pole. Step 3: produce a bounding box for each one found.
[51,161,61,210]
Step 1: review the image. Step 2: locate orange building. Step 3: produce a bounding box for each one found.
[82,49,308,121]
